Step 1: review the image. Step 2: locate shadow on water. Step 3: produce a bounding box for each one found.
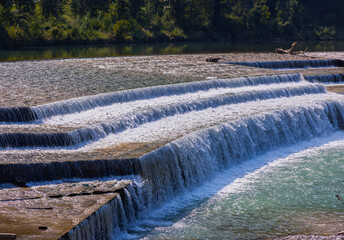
[2,41,344,62]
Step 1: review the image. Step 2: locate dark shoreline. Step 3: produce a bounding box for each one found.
[2,40,344,63]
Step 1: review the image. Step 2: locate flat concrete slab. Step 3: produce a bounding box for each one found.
[327,84,344,94]
[0,180,130,240]
[0,52,343,107]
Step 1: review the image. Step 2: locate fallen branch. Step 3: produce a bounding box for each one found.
[275,42,308,55]
[291,47,308,55]
[275,42,297,54]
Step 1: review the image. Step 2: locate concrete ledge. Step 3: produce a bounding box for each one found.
[0,180,132,240]
[0,158,140,184]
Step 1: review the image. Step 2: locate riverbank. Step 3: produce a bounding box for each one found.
[2,41,344,62]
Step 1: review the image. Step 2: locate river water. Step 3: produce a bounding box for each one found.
[2,41,344,62]
[137,134,344,239]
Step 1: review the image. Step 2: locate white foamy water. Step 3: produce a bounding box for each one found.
[1,71,344,240]
[137,132,344,239]
[0,79,327,150]
[81,93,342,151]
[0,92,339,154]
[42,82,315,128]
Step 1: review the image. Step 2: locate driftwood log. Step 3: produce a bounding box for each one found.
[275,42,308,55]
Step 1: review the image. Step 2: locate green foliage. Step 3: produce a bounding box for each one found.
[113,19,132,41]
[315,26,336,40]
[0,0,344,48]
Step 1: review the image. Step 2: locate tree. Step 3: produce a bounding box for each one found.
[13,0,35,13]
[41,0,61,18]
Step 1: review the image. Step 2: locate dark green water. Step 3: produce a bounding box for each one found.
[2,41,344,62]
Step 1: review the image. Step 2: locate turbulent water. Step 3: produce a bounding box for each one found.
[227,59,344,69]
[140,136,344,239]
[0,73,327,150]
[1,66,344,240]
[305,74,344,84]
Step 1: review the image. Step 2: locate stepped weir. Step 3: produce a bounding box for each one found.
[226,59,344,69]
[1,54,344,240]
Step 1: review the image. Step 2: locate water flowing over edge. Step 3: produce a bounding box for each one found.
[0,73,302,123]
[0,81,325,148]
[59,182,143,240]
[138,101,344,205]
[226,59,344,69]
[304,74,344,84]
[60,100,344,239]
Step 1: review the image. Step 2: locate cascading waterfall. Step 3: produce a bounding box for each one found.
[138,101,344,206]
[59,182,142,240]
[0,83,325,148]
[0,74,303,123]
[0,158,140,184]
[226,59,344,69]
[2,72,344,240]
[0,107,37,122]
[304,74,344,83]
[31,99,344,240]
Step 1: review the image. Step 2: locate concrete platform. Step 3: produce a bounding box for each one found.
[0,180,131,240]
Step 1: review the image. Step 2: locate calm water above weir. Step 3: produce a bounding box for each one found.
[2,41,344,62]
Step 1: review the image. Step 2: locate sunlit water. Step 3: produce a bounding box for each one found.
[137,135,344,239]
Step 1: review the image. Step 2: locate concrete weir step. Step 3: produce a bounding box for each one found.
[0,179,134,240]
[0,158,141,184]
[0,234,16,240]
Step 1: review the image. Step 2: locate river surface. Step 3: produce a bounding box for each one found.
[136,134,344,239]
[2,41,344,62]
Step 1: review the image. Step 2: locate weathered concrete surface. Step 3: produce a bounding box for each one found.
[0,52,343,107]
[0,180,130,240]
[327,84,344,94]
[0,140,168,165]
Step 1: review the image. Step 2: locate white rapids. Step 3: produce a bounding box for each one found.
[2,73,344,240]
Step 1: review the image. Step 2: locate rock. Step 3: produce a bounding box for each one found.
[206,57,221,63]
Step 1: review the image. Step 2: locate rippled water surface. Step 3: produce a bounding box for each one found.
[140,138,344,239]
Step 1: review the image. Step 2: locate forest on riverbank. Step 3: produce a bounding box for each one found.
[1,0,344,48]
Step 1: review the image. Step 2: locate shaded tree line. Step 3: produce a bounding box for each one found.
[0,0,344,48]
